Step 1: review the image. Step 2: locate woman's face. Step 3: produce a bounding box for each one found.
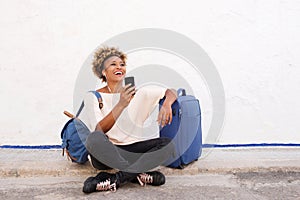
[103,56,126,83]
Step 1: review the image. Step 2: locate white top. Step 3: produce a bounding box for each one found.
[78,85,167,145]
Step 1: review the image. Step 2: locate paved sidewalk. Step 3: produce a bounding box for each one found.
[1,147,300,177]
[1,172,300,200]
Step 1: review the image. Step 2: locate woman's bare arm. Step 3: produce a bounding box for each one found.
[95,85,136,133]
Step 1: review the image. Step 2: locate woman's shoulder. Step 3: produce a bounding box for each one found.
[84,89,109,100]
[96,87,108,93]
[135,85,166,100]
[138,85,167,94]
[139,85,166,90]
[83,91,98,102]
[83,87,108,98]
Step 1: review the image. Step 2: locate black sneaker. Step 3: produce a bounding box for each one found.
[83,172,118,193]
[136,171,166,186]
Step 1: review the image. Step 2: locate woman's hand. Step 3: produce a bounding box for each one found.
[96,84,136,133]
[157,89,177,127]
[157,102,173,127]
[118,84,136,108]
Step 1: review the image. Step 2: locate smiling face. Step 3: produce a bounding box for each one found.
[102,56,126,83]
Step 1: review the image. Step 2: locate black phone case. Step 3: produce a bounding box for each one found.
[124,76,135,87]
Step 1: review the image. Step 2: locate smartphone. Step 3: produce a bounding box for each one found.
[124,76,135,87]
[124,76,135,95]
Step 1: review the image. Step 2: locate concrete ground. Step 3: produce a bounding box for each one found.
[0,147,300,199]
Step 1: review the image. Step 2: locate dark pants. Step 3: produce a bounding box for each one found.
[86,131,175,183]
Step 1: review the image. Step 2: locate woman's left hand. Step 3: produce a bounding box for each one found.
[157,89,177,127]
[157,102,172,127]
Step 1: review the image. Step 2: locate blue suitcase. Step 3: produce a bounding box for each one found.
[159,89,202,169]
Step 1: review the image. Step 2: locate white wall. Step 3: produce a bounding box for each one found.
[0,0,299,145]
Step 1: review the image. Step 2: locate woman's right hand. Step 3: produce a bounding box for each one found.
[118,84,136,108]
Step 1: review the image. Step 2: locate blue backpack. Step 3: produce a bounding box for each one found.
[61,91,102,164]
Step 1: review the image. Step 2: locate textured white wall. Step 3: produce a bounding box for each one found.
[0,0,299,145]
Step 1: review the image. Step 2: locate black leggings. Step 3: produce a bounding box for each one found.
[86,131,174,183]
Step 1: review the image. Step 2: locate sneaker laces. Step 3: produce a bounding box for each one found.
[137,173,153,186]
[96,179,117,192]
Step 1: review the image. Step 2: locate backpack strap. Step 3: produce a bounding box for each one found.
[89,91,103,110]
[75,91,103,118]
[75,101,85,118]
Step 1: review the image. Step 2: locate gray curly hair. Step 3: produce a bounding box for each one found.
[92,46,127,82]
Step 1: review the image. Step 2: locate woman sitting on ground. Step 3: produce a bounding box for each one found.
[79,46,176,193]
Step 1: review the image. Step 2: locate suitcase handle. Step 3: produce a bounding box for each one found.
[177,88,186,96]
